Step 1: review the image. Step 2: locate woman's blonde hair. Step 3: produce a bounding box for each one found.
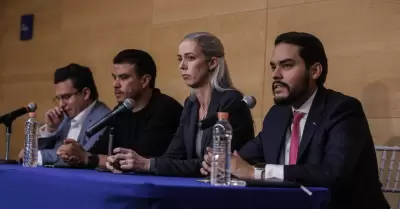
[182,32,235,92]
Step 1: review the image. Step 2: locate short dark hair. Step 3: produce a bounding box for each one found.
[54,63,99,100]
[274,32,328,87]
[113,49,157,88]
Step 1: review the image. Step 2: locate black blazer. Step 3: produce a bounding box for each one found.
[152,89,255,177]
[239,87,389,209]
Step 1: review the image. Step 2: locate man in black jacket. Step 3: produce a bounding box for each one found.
[56,49,183,169]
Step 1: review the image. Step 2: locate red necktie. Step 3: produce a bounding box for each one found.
[289,111,305,165]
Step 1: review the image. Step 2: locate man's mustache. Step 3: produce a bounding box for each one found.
[272,81,290,90]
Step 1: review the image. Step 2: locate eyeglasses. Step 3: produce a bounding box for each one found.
[53,90,81,105]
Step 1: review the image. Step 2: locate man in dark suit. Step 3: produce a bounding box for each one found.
[201,32,389,209]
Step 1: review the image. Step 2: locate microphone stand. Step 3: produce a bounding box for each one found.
[108,126,114,156]
[0,119,18,164]
[95,126,114,173]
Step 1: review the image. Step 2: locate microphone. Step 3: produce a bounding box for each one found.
[199,96,256,130]
[0,103,37,125]
[85,98,134,138]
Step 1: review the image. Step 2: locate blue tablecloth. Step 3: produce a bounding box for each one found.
[0,165,329,209]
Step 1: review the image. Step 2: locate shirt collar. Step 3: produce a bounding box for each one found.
[292,88,318,115]
[71,101,97,126]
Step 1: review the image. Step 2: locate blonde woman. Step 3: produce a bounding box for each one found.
[106,32,255,177]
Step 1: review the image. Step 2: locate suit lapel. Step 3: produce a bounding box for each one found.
[61,118,71,140]
[77,116,93,146]
[297,88,326,162]
[200,90,223,156]
[77,102,99,146]
[185,99,198,158]
[264,106,292,164]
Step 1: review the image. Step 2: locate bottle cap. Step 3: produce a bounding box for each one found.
[217,112,229,120]
[28,112,36,118]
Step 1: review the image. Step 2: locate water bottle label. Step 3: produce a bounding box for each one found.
[210,121,232,186]
[211,139,231,186]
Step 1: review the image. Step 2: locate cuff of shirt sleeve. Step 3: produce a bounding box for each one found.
[37,151,43,166]
[149,158,156,173]
[264,164,284,180]
[39,124,56,138]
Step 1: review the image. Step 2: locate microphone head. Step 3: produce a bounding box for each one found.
[27,103,37,112]
[122,98,134,110]
[242,96,256,109]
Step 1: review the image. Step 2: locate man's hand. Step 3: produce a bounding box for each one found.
[201,147,254,179]
[106,148,150,173]
[105,160,123,173]
[230,151,254,179]
[44,107,64,133]
[56,139,88,165]
[200,147,213,175]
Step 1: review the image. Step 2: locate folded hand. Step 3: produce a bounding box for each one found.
[106,148,150,173]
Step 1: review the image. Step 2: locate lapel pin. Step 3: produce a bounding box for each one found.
[313,122,316,125]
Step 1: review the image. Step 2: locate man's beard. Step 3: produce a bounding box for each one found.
[272,73,310,106]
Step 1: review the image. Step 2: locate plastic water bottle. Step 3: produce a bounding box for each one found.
[210,112,232,186]
[23,112,39,167]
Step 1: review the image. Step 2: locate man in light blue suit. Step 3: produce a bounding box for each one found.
[19,63,111,166]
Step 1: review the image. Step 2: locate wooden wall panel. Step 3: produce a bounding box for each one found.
[61,0,152,38]
[1,0,62,45]
[152,0,267,24]
[0,40,62,76]
[267,0,331,8]
[264,0,400,122]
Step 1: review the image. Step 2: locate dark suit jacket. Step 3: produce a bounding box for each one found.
[38,101,111,165]
[239,87,389,209]
[152,89,255,177]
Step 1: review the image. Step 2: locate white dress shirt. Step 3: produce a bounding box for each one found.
[37,101,97,165]
[264,89,317,180]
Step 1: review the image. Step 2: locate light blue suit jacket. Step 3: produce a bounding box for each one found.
[38,101,111,165]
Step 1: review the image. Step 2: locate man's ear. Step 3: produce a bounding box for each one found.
[82,87,91,100]
[141,75,152,88]
[310,63,322,81]
[208,57,218,71]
